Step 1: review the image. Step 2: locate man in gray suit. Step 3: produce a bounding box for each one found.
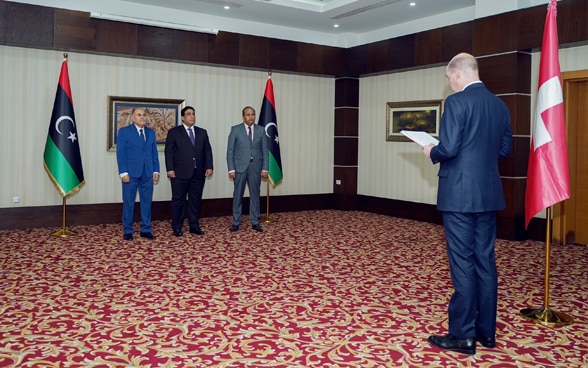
[423,53,512,355]
[226,106,269,232]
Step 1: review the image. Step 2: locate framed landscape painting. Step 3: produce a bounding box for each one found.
[386,100,442,142]
[107,96,185,151]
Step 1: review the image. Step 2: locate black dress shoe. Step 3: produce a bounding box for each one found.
[123,233,133,241]
[428,334,476,355]
[251,224,263,232]
[140,232,156,240]
[230,225,239,232]
[190,228,205,235]
[173,229,183,237]
[475,332,496,348]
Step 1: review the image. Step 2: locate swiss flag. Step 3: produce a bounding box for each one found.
[524,0,570,228]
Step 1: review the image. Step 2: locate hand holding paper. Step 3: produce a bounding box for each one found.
[401,130,439,147]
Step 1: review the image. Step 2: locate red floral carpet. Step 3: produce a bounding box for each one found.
[1,210,587,367]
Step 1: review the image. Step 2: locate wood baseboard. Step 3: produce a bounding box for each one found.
[0,194,542,241]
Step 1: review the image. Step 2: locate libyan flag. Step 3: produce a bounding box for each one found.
[258,75,283,187]
[43,58,85,197]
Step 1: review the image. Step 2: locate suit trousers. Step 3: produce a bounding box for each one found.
[170,170,205,231]
[121,168,153,234]
[442,211,498,340]
[232,162,261,226]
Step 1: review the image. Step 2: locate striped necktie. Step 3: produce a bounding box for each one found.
[188,128,195,146]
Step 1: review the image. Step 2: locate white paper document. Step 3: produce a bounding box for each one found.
[401,130,439,147]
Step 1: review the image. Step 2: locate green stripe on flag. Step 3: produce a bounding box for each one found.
[268,153,283,186]
[43,137,81,195]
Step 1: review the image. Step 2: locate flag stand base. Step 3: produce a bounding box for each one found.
[262,179,277,223]
[520,307,573,326]
[51,229,76,237]
[261,215,276,223]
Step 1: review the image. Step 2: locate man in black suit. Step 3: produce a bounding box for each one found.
[164,106,213,237]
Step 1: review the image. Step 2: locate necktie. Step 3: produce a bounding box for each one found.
[188,128,195,146]
[188,128,197,168]
[139,128,145,141]
[248,126,252,142]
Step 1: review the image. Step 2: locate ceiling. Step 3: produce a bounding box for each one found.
[13,0,548,47]
[116,0,476,35]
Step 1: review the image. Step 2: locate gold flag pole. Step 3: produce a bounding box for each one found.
[51,197,76,237]
[520,206,572,325]
[262,180,275,223]
[261,70,277,224]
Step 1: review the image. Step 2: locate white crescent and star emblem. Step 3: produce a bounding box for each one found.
[55,115,78,143]
[264,122,279,144]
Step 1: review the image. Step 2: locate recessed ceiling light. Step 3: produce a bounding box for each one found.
[224,5,230,10]
[410,2,416,6]
[334,24,339,28]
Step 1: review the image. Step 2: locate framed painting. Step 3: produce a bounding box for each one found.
[386,100,442,142]
[107,96,185,151]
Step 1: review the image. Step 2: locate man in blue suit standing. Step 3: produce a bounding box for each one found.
[423,53,512,355]
[226,106,268,232]
[116,107,160,241]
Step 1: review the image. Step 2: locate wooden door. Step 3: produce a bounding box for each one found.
[571,79,588,244]
[554,70,588,245]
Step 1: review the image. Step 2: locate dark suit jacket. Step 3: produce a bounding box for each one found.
[116,124,160,178]
[430,82,512,213]
[226,123,268,174]
[164,125,213,179]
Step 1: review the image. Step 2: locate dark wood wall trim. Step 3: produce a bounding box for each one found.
[0,194,334,231]
[356,195,547,241]
[1,1,585,77]
[357,195,442,226]
[0,193,547,240]
[334,77,360,198]
[476,52,532,240]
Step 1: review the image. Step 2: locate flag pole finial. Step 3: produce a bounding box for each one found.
[63,53,68,60]
[268,71,272,77]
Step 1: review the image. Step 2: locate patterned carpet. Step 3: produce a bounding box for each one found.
[1,210,587,367]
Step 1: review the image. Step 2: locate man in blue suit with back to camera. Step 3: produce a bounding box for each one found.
[226,106,268,233]
[116,107,160,241]
[423,53,513,355]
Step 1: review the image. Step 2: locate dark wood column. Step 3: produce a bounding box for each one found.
[477,53,531,240]
[333,77,359,210]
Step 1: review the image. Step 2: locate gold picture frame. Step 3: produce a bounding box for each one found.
[386,100,442,142]
[107,96,185,151]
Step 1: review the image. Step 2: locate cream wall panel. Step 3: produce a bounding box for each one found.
[557,45,588,73]
[0,46,334,208]
[358,66,450,204]
[530,45,588,129]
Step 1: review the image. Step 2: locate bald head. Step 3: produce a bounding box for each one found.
[445,53,480,92]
